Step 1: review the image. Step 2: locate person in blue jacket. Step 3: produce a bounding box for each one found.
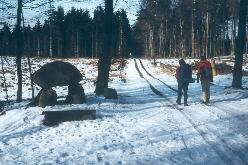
[175,59,192,106]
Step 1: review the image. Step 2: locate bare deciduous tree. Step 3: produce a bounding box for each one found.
[95,0,114,95]
[16,0,23,102]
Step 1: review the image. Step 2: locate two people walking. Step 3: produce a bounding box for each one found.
[176,56,213,105]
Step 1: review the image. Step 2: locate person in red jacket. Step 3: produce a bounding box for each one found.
[176,59,192,106]
[196,56,213,103]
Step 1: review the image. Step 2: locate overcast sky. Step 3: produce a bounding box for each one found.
[0,0,140,27]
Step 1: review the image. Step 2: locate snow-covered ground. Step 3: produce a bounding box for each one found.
[0,57,248,164]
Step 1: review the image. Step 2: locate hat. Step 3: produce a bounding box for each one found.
[200,56,206,61]
[179,59,185,65]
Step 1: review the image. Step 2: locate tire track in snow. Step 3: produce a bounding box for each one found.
[134,59,163,96]
[138,59,178,93]
[163,102,196,163]
[135,59,231,164]
[179,109,246,165]
[184,103,248,164]
[206,102,248,124]
[136,59,248,165]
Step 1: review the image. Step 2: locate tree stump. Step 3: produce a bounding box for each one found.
[104,88,118,99]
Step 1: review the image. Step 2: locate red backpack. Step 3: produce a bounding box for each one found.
[200,61,213,81]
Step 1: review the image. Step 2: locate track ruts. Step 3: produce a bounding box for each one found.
[134,59,248,165]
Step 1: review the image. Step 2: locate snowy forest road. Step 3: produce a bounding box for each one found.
[134,59,248,165]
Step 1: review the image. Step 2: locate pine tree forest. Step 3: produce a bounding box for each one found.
[0,6,132,58]
[133,0,247,59]
[0,0,247,59]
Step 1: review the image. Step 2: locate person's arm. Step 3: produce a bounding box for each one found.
[175,67,180,81]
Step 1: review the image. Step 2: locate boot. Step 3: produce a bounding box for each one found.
[184,100,188,106]
[176,100,181,105]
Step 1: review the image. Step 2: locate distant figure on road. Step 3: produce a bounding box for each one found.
[196,56,213,103]
[175,59,192,106]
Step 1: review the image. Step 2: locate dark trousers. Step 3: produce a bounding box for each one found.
[201,80,210,103]
[177,80,189,104]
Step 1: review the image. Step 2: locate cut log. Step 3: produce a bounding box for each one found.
[42,110,96,126]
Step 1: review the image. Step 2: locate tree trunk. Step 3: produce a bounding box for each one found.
[1,56,9,103]
[37,37,40,57]
[232,0,248,88]
[145,34,148,58]
[16,0,23,102]
[49,26,53,57]
[95,0,113,95]
[246,23,248,58]
[91,32,94,58]
[76,32,79,58]
[206,10,209,58]
[95,32,98,58]
[27,56,34,101]
[49,0,53,57]
[231,19,236,59]
[191,0,195,57]
[149,28,153,59]
[22,11,34,102]
[159,22,162,58]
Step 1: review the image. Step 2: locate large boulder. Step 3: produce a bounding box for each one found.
[66,83,86,104]
[38,88,57,108]
[32,61,82,89]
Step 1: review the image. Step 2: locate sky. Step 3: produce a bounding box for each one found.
[0,0,140,27]
[54,0,140,24]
